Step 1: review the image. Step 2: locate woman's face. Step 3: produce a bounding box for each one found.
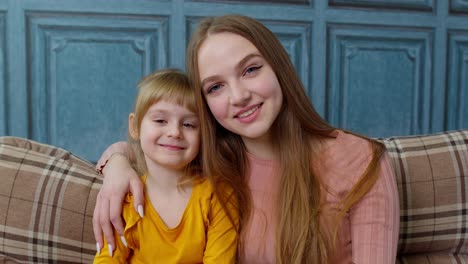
[197,32,283,142]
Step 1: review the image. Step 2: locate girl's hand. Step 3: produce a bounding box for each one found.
[93,145,144,254]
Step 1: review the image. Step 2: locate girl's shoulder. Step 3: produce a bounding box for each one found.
[193,177,214,193]
[194,177,236,209]
[192,177,218,204]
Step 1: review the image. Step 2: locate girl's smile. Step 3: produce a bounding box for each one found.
[158,143,186,150]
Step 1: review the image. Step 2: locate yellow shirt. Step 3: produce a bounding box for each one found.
[94,177,238,264]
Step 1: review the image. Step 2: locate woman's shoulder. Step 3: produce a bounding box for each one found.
[320,130,371,154]
[314,130,374,190]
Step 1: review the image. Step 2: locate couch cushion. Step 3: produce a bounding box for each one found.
[380,129,468,255]
[397,253,468,264]
[0,137,102,263]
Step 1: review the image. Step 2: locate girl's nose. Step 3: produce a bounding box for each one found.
[167,124,181,138]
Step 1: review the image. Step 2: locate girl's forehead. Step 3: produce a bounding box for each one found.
[147,100,196,115]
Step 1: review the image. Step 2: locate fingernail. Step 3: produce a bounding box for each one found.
[109,244,113,257]
[96,242,101,255]
[138,204,144,218]
[120,235,128,247]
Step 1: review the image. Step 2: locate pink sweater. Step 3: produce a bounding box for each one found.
[241,131,400,263]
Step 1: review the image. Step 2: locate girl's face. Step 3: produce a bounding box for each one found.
[197,32,283,143]
[130,100,200,170]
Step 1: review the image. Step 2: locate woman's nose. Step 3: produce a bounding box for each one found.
[229,82,251,105]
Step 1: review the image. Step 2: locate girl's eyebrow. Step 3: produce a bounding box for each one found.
[182,112,198,119]
[146,108,167,115]
[200,53,262,87]
[147,108,197,118]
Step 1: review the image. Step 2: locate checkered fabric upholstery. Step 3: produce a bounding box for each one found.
[0,130,467,263]
[380,129,468,263]
[0,136,101,263]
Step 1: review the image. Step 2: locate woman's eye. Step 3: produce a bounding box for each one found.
[244,65,262,76]
[207,84,222,94]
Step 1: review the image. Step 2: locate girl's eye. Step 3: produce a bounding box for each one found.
[153,119,166,124]
[183,122,197,128]
[244,65,262,76]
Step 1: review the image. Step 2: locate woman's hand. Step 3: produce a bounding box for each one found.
[93,144,144,253]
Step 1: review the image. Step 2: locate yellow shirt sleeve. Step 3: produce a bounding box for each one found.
[203,183,239,264]
[93,194,135,264]
[93,230,130,264]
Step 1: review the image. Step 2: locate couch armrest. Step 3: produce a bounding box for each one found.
[380,129,468,257]
[0,137,102,263]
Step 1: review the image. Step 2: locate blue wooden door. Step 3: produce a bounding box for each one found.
[1,0,467,162]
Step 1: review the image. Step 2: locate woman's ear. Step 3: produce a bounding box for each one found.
[128,113,139,140]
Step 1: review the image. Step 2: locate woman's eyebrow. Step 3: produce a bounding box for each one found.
[235,53,262,73]
[201,75,220,88]
[200,53,262,88]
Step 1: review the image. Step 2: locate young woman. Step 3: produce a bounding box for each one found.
[94,15,399,263]
[93,69,237,263]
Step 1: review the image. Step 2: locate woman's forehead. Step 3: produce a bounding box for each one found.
[200,32,256,53]
[197,32,260,71]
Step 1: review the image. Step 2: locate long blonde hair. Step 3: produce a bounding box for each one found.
[128,69,201,182]
[187,15,386,263]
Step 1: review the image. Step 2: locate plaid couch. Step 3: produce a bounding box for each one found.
[0,129,467,263]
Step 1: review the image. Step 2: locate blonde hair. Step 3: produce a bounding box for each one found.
[128,69,201,182]
[187,15,386,263]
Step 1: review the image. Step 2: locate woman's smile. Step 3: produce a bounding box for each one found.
[235,103,262,123]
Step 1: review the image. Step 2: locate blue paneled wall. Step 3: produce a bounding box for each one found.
[0,0,466,162]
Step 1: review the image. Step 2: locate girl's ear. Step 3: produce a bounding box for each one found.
[128,113,139,140]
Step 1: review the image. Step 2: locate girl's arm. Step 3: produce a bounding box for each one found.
[203,191,239,264]
[350,153,400,263]
[93,142,144,253]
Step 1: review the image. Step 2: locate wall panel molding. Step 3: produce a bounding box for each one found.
[450,0,468,13]
[266,21,313,90]
[190,0,312,6]
[0,12,6,135]
[447,31,468,129]
[26,12,169,161]
[329,0,434,12]
[327,24,433,137]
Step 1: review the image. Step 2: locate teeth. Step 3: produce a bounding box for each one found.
[238,106,259,118]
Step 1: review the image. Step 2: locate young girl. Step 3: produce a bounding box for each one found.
[94,15,399,263]
[93,69,238,263]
